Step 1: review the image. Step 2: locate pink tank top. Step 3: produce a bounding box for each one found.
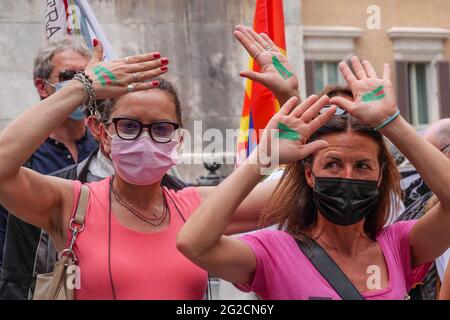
[68,177,207,300]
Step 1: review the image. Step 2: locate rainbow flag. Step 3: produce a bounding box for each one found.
[236,0,288,165]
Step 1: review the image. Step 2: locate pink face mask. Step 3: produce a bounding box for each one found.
[110,132,179,186]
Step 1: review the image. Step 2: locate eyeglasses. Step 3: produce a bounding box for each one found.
[106,117,180,143]
[319,105,347,116]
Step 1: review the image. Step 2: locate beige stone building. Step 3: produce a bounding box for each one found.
[301,0,450,128]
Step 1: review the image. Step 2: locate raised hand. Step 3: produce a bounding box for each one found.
[256,95,336,165]
[234,25,299,104]
[330,56,398,128]
[84,40,169,99]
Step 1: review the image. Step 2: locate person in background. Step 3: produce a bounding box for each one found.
[394,119,450,299]
[396,119,450,209]
[0,35,98,299]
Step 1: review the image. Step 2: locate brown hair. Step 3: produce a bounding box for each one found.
[261,114,402,240]
[100,78,183,126]
[319,85,354,99]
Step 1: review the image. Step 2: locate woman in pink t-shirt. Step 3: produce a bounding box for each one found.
[178,37,450,299]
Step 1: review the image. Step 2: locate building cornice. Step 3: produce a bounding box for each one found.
[303,26,363,38]
[387,27,450,40]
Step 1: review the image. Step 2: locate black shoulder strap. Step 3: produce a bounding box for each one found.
[295,237,365,300]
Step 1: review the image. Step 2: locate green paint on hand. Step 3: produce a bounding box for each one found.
[278,122,300,141]
[93,68,106,86]
[97,66,117,82]
[92,65,117,87]
[362,85,386,102]
[272,56,293,80]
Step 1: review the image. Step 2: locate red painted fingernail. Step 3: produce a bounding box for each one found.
[161,58,169,65]
[152,80,159,87]
[161,66,168,71]
[93,39,98,47]
[153,53,161,58]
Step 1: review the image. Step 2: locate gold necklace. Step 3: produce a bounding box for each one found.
[314,233,367,252]
[111,186,168,226]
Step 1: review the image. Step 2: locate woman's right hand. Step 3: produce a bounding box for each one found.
[82,39,169,99]
[234,25,300,104]
[255,95,336,166]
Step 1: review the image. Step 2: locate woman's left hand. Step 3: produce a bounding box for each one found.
[83,40,169,99]
[329,56,398,128]
[234,25,299,103]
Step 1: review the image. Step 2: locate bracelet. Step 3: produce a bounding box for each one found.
[72,71,97,113]
[373,110,400,131]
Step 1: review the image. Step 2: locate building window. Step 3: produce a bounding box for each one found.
[314,61,344,92]
[408,63,430,126]
[303,26,363,96]
[388,27,450,124]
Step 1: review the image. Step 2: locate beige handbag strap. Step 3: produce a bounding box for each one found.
[72,185,90,226]
[58,185,90,261]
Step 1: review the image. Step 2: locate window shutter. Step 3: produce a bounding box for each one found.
[395,61,411,123]
[304,60,315,96]
[437,61,450,118]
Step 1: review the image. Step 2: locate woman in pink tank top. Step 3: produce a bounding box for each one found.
[0,29,298,299]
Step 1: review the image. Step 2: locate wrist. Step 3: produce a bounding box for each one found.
[246,147,277,176]
[60,80,85,105]
[276,89,300,105]
[377,112,403,136]
[373,108,401,131]
[71,72,97,113]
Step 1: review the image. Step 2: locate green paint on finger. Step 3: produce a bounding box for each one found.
[278,122,300,141]
[362,85,386,102]
[272,56,293,80]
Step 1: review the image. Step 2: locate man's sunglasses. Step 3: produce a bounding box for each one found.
[57,70,78,82]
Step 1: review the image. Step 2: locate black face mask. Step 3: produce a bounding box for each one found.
[312,176,379,226]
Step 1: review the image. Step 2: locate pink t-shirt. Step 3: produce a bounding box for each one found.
[68,177,207,300]
[236,220,431,300]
